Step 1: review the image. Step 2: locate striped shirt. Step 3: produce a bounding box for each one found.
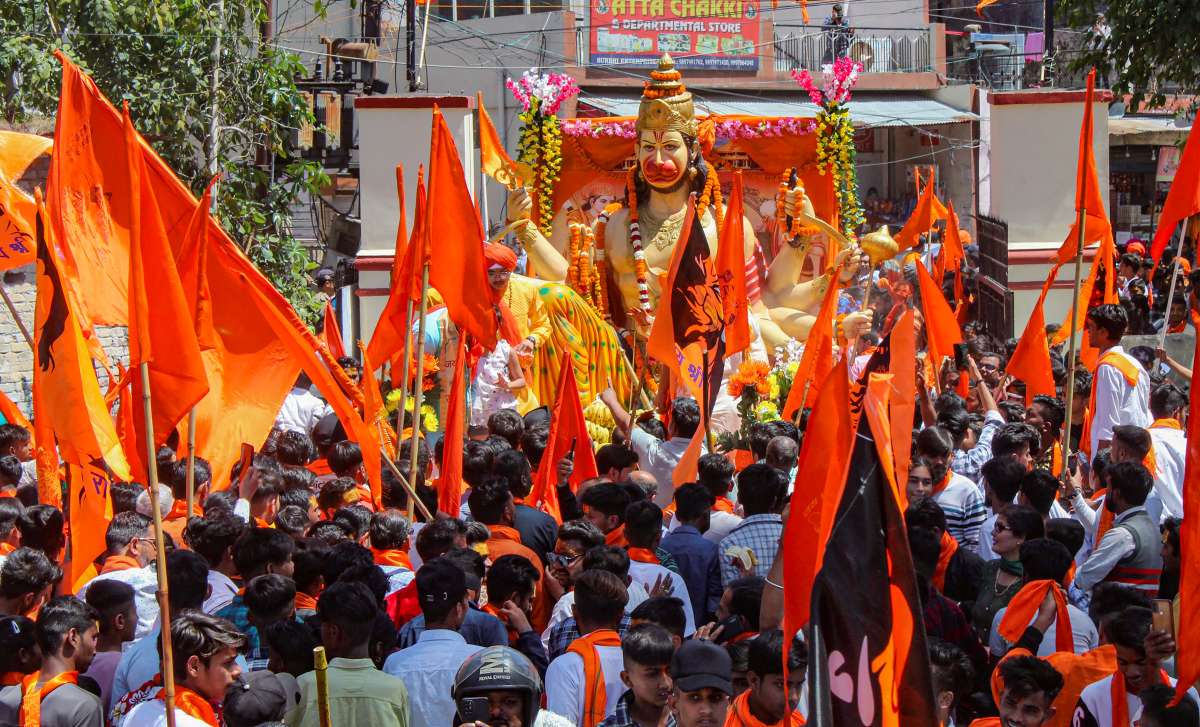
[934,472,988,551]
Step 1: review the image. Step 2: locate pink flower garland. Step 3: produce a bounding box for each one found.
[790,57,863,106]
[505,69,579,115]
[562,117,817,140]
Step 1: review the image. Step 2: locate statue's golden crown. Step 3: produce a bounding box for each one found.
[636,54,697,137]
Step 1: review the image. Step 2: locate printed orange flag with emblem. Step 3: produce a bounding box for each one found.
[715,171,751,357]
[123,104,210,480]
[1056,69,1111,265]
[428,106,497,350]
[0,171,36,272]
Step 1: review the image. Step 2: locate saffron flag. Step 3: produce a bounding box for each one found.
[1056,69,1112,265]
[388,167,428,386]
[66,459,114,592]
[894,171,947,251]
[428,107,497,350]
[915,259,964,371]
[807,409,939,724]
[366,165,412,369]
[0,130,52,182]
[0,171,35,272]
[528,363,599,522]
[358,341,396,461]
[782,264,843,419]
[45,52,135,327]
[1007,264,1061,406]
[438,335,469,516]
[1151,115,1200,263]
[1175,323,1200,705]
[0,389,30,430]
[32,194,131,485]
[123,104,210,480]
[715,171,751,358]
[322,302,346,359]
[782,356,854,646]
[975,0,998,14]
[478,92,528,190]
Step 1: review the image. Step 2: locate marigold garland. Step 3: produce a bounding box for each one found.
[507,70,579,238]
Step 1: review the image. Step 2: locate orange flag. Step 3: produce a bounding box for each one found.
[934,201,965,282]
[0,389,30,430]
[322,302,346,359]
[428,106,497,350]
[1151,114,1200,262]
[529,362,599,522]
[782,357,854,644]
[782,264,843,419]
[31,193,131,486]
[0,130,52,182]
[889,309,917,500]
[123,104,209,478]
[1175,324,1200,705]
[438,336,469,516]
[915,259,964,371]
[1056,70,1111,265]
[0,171,36,272]
[45,52,135,327]
[895,172,948,251]
[975,0,998,13]
[176,177,220,353]
[1007,265,1061,406]
[366,165,413,369]
[716,172,751,357]
[66,458,115,591]
[478,92,522,189]
[357,341,396,461]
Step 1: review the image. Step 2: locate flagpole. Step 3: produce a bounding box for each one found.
[1158,216,1194,349]
[139,362,177,727]
[406,262,431,520]
[1060,214,1088,476]
[382,453,434,521]
[0,285,33,350]
[396,297,416,428]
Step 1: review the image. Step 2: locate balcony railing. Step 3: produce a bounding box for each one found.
[772,25,932,74]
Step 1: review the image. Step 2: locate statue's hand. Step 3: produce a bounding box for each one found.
[835,245,867,283]
[507,186,533,223]
[782,185,816,219]
[842,310,873,340]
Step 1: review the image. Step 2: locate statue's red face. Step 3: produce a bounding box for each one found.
[637,130,688,190]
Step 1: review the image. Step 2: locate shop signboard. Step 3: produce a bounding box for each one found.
[1157,145,1181,182]
[588,0,761,71]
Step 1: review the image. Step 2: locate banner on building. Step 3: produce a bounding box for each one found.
[588,0,761,71]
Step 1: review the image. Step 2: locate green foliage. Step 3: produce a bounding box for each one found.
[1059,0,1200,109]
[0,0,326,319]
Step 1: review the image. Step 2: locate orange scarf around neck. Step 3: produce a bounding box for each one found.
[1150,418,1183,430]
[933,470,952,496]
[933,531,958,592]
[100,554,143,574]
[997,580,1074,654]
[19,671,78,726]
[159,684,220,726]
[724,687,805,727]
[167,499,202,521]
[0,542,16,557]
[626,547,659,565]
[0,672,24,687]
[604,524,627,548]
[295,592,319,612]
[714,496,736,514]
[1085,351,1140,455]
[567,629,622,727]
[1111,668,1169,727]
[372,548,413,570]
[488,525,523,544]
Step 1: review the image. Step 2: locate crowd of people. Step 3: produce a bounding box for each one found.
[0,235,1196,726]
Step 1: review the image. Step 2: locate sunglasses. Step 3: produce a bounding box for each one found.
[547,551,584,567]
[994,521,1011,533]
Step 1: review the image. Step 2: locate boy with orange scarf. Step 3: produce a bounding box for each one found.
[724,629,806,727]
[598,623,676,727]
[546,570,629,726]
[0,597,102,727]
[121,612,245,727]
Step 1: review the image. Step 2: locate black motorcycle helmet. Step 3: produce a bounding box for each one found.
[452,646,543,727]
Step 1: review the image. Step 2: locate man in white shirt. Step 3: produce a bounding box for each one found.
[545,570,628,725]
[1147,383,1187,521]
[383,559,481,727]
[1072,605,1199,727]
[601,389,703,507]
[75,512,161,640]
[274,375,332,436]
[623,502,696,636]
[120,613,244,727]
[1083,304,1151,457]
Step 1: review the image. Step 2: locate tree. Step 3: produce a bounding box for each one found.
[0,0,327,319]
[1060,0,1200,109]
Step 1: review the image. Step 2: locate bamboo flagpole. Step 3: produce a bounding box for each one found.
[313,645,332,727]
[405,262,431,520]
[139,362,177,727]
[1060,211,1090,473]
[382,454,434,521]
[0,286,33,350]
[1158,216,1195,349]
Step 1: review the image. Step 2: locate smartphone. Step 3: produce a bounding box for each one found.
[238,443,254,480]
[713,614,750,645]
[953,342,970,371]
[566,437,577,461]
[1152,598,1174,635]
[458,696,491,724]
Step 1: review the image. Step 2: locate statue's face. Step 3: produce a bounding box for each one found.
[637,130,689,190]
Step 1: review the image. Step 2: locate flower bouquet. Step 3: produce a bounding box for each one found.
[791,57,865,235]
[506,69,580,237]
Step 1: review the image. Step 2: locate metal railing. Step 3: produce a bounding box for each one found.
[772,25,932,73]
